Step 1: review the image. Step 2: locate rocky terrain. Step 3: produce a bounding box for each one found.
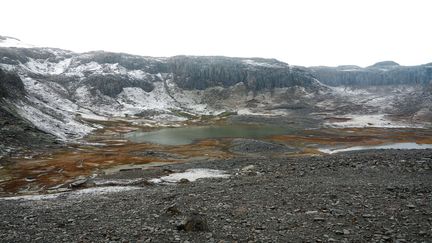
[1,36,431,160]
[0,36,327,158]
[0,69,59,159]
[1,35,432,242]
[310,61,432,87]
[1,149,431,242]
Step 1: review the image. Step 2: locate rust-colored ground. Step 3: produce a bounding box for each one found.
[1,123,431,195]
[271,128,432,149]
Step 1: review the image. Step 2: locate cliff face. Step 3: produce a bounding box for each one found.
[310,61,432,86]
[60,51,322,92]
[168,56,319,91]
[0,47,322,95]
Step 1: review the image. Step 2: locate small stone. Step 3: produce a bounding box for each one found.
[386,186,396,191]
[343,229,350,235]
[165,204,181,216]
[179,178,190,184]
[177,212,209,232]
[241,165,255,171]
[233,207,248,218]
[163,168,174,174]
[313,217,325,222]
[69,178,94,188]
[407,204,416,209]
[305,210,318,215]
[330,209,345,217]
[25,177,37,182]
[246,171,257,176]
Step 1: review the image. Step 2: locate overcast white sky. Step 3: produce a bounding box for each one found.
[1,0,431,67]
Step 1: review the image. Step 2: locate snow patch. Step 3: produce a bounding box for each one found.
[319,142,432,154]
[15,101,95,140]
[77,112,109,121]
[242,59,285,68]
[128,69,152,80]
[0,186,141,201]
[150,168,229,183]
[117,82,178,112]
[325,114,418,128]
[15,78,97,139]
[23,58,72,75]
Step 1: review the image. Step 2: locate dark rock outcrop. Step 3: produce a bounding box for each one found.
[0,101,58,161]
[0,68,57,159]
[77,51,168,74]
[230,138,295,154]
[168,56,320,91]
[0,46,325,99]
[0,68,26,99]
[177,212,209,232]
[0,47,73,66]
[82,74,155,97]
[310,61,432,86]
[71,53,323,92]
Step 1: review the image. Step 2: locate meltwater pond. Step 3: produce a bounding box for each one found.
[124,124,293,145]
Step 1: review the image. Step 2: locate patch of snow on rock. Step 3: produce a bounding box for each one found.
[319,143,432,154]
[242,59,285,68]
[22,58,72,75]
[325,114,419,128]
[15,78,97,139]
[117,82,178,112]
[0,186,141,201]
[15,101,95,140]
[150,168,229,183]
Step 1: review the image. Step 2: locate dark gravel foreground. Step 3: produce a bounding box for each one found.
[1,149,432,243]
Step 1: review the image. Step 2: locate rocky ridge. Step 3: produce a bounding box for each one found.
[310,61,432,86]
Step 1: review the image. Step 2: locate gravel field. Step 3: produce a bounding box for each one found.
[1,149,432,242]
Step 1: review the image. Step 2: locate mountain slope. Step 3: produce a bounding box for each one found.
[0,36,431,159]
[0,69,58,159]
[0,37,326,147]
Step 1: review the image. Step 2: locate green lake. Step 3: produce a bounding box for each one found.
[124,124,293,145]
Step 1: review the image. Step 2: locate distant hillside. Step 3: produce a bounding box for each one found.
[310,61,432,86]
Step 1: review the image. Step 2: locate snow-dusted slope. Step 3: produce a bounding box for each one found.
[0,46,318,140]
[1,37,430,142]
